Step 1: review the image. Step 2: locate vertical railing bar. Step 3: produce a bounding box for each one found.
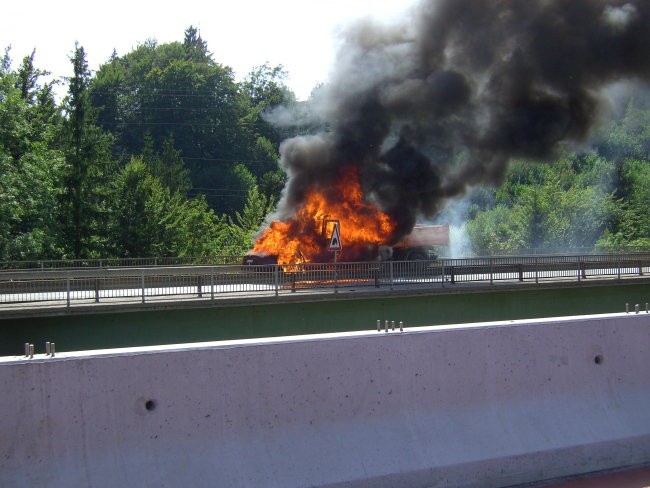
[211,267,215,301]
[141,268,145,303]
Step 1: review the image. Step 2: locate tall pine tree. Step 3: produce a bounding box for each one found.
[60,43,114,258]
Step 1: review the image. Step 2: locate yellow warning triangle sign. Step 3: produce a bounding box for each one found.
[328,223,342,251]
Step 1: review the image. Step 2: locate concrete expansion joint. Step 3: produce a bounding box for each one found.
[376,319,404,332]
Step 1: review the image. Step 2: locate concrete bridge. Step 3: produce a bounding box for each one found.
[1,271,649,356]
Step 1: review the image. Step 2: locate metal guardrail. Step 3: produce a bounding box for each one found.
[0,256,245,271]
[1,253,649,308]
[3,247,650,271]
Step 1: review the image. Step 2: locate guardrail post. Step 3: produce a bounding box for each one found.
[535,256,538,284]
[141,269,145,303]
[334,262,339,294]
[576,257,580,282]
[274,266,279,296]
[450,266,455,284]
[389,261,394,290]
[489,257,494,285]
[211,267,215,301]
[441,264,445,288]
[197,274,203,298]
[94,278,100,302]
[66,273,71,308]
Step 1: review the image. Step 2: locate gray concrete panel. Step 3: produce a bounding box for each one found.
[1,313,649,487]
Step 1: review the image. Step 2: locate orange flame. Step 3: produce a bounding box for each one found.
[252,166,396,264]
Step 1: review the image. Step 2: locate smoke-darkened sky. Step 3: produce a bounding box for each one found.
[275,0,650,241]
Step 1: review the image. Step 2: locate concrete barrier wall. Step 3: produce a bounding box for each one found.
[1,313,649,487]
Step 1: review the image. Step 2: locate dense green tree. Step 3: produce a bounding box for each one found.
[241,63,295,145]
[467,204,530,254]
[140,133,191,194]
[108,157,227,257]
[0,144,65,259]
[597,158,650,249]
[90,29,294,215]
[467,156,615,254]
[59,43,115,258]
[90,32,247,212]
[222,185,276,256]
[182,26,209,62]
[595,96,650,167]
[0,48,65,260]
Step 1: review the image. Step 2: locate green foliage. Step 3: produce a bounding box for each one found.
[467,155,616,254]
[141,133,191,194]
[89,31,294,216]
[0,36,292,262]
[59,43,116,258]
[0,48,65,260]
[596,158,650,249]
[467,204,530,254]
[221,185,276,256]
[0,146,66,260]
[595,97,650,165]
[259,167,287,203]
[108,157,227,257]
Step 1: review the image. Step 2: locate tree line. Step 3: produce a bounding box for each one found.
[1,27,648,261]
[1,27,285,261]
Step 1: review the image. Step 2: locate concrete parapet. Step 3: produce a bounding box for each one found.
[1,313,649,487]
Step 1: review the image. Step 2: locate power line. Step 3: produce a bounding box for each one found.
[183,157,277,165]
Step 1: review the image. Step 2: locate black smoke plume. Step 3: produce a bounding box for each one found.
[272,0,650,243]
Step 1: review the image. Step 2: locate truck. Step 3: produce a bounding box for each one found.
[388,224,450,261]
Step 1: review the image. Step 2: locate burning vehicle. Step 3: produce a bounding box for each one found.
[243,221,448,266]
[243,166,449,266]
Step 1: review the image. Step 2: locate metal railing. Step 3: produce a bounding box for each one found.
[0,256,245,271]
[0,253,649,308]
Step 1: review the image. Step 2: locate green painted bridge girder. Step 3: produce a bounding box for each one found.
[1,281,649,356]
